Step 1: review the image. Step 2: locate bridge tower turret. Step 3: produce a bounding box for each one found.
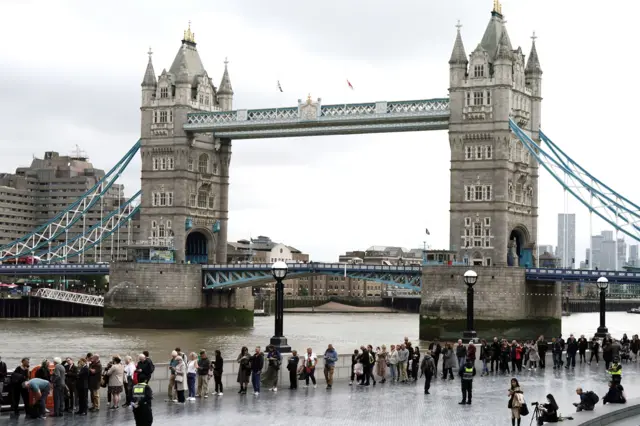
[139,23,231,264]
[448,3,541,267]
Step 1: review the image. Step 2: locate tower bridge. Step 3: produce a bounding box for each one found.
[1,2,638,337]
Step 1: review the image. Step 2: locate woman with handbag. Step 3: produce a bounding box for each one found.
[106,356,124,409]
[508,378,524,426]
[173,355,186,403]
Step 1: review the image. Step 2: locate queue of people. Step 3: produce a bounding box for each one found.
[2,332,634,424]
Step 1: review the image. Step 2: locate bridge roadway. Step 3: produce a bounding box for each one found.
[3,357,638,425]
[2,263,640,288]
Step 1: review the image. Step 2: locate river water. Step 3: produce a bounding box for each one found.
[2,312,640,367]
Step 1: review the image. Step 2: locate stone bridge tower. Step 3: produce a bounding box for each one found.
[448,2,542,268]
[139,24,233,264]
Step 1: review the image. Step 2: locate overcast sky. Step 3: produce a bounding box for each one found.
[1,0,638,262]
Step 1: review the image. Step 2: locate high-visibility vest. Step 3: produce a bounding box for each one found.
[608,365,622,376]
[463,367,474,380]
[132,383,147,402]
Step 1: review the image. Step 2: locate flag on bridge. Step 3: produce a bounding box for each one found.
[347,79,354,90]
[277,80,283,92]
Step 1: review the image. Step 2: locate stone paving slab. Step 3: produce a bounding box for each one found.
[2,361,639,425]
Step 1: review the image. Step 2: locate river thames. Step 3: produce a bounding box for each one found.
[2,312,640,366]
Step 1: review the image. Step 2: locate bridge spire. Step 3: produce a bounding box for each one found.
[141,46,157,87]
[525,31,543,74]
[449,20,468,65]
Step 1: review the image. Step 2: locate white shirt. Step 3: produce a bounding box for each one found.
[187,360,197,374]
[124,363,136,378]
[303,353,317,367]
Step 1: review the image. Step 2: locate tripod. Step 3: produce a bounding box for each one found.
[530,404,542,426]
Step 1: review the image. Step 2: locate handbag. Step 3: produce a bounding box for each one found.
[520,403,529,417]
[175,374,184,383]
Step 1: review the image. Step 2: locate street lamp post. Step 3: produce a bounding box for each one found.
[595,277,609,338]
[463,270,478,340]
[269,261,291,353]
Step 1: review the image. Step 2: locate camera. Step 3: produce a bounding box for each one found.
[531,402,539,406]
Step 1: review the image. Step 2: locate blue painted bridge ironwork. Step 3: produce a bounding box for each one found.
[202,263,423,290]
[4,264,640,289]
[183,98,451,139]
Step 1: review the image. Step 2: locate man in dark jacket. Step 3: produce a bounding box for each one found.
[428,340,441,375]
[458,359,476,405]
[537,336,548,369]
[88,355,102,412]
[490,337,501,372]
[64,358,78,412]
[420,351,436,395]
[250,347,264,395]
[136,354,154,385]
[359,346,372,386]
[10,358,30,417]
[566,334,578,368]
[577,335,589,364]
[197,350,211,398]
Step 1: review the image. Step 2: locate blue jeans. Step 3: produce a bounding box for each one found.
[390,364,397,381]
[482,359,488,373]
[251,371,261,393]
[187,373,196,398]
[553,352,562,367]
[38,388,50,417]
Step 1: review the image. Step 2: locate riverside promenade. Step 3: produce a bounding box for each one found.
[3,355,640,425]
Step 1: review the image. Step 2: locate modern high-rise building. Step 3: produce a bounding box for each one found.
[556,213,576,268]
[630,245,639,267]
[0,150,135,263]
[588,230,626,270]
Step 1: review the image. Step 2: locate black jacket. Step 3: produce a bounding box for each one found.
[76,365,89,389]
[250,353,264,373]
[197,357,211,376]
[136,359,153,383]
[491,341,501,359]
[213,357,223,374]
[0,361,7,380]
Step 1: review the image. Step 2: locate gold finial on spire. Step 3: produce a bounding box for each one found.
[183,20,195,43]
[224,57,229,66]
[147,47,153,59]
[455,20,462,31]
[531,31,537,42]
[493,0,502,14]
[307,93,312,103]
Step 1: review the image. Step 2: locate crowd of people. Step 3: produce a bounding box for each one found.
[0,333,634,424]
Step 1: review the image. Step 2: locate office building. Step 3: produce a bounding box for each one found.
[556,213,576,268]
[0,150,134,262]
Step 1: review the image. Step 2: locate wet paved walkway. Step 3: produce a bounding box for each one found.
[2,361,640,425]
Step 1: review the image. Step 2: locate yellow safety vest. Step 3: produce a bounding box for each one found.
[608,366,621,376]
[463,367,474,380]
[132,383,147,402]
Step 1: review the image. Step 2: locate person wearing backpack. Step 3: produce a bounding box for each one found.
[573,387,598,412]
[420,350,436,395]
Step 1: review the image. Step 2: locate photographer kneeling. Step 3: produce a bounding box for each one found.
[603,381,626,405]
[573,387,599,412]
[534,394,559,425]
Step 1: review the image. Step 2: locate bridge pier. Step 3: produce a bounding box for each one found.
[419,266,560,341]
[104,263,253,329]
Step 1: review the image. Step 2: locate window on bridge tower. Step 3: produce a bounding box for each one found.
[475,146,483,160]
[473,92,484,106]
[487,91,491,105]
[466,92,471,106]
[160,87,168,98]
[189,194,196,207]
[473,65,484,78]
[159,111,168,123]
[198,154,209,173]
[152,158,159,170]
[188,158,194,171]
[198,189,208,208]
